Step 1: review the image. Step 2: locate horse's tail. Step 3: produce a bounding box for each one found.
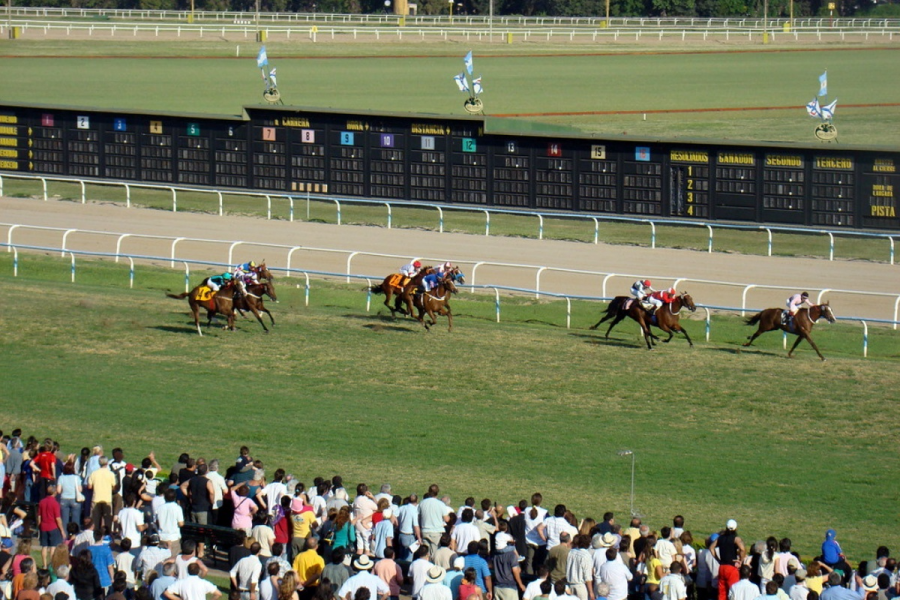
[745,312,762,326]
[605,297,623,314]
[166,291,190,300]
[369,284,385,295]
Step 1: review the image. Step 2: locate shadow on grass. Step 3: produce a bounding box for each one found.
[342,312,419,333]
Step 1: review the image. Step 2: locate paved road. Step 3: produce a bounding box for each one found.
[2,196,898,321]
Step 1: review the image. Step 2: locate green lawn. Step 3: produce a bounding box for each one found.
[1,252,899,561]
[1,40,899,145]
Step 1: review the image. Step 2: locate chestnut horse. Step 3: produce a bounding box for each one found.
[234,279,278,333]
[590,293,696,348]
[743,303,835,361]
[370,268,433,317]
[167,282,237,336]
[413,275,458,331]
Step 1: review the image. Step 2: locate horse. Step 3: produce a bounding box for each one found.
[413,275,458,331]
[590,293,696,349]
[166,282,237,336]
[743,303,836,361]
[370,267,433,317]
[234,279,278,333]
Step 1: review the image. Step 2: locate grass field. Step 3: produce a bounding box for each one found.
[1,40,899,145]
[2,252,900,560]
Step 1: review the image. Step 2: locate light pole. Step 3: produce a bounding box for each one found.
[617,449,635,517]
[448,0,453,24]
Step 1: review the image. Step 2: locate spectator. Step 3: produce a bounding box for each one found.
[87,457,116,537]
[156,490,185,558]
[163,562,221,600]
[372,548,403,600]
[336,556,389,600]
[230,543,263,600]
[70,551,102,600]
[37,483,66,569]
[58,463,84,529]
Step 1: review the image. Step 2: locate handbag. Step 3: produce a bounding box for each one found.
[76,488,85,503]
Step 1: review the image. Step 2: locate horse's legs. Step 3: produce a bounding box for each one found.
[790,333,826,361]
[191,304,203,336]
[604,315,626,339]
[249,305,269,333]
[262,307,275,326]
[743,328,765,347]
[675,325,694,348]
[590,311,615,330]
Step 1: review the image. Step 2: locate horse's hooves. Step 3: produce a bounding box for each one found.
[589,326,597,331]
[742,342,751,347]
[663,340,670,343]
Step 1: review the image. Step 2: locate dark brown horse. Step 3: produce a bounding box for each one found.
[743,303,835,361]
[370,267,433,317]
[413,275,458,331]
[167,282,237,336]
[590,293,696,349]
[234,279,278,333]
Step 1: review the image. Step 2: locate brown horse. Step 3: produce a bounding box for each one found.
[370,268,433,317]
[743,303,836,361]
[413,275,458,331]
[167,282,237,336]
[590,293,696,349]
[234,279,278,333]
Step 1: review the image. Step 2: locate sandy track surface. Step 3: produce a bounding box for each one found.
[2,196,898,321]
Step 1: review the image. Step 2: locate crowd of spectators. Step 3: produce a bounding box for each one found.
[0,431,895,600]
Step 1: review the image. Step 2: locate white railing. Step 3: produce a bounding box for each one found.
[1,242,897,357]
[2,173,896,265]
[3,8,899,29]
[2,20,898,43]
[3,222,899,328]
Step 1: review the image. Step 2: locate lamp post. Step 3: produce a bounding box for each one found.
[448,0,453,24]
[617,449,635,517]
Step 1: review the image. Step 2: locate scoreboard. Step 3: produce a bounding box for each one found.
[0,102,898,231]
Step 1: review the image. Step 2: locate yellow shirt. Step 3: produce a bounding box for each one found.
[646,557,663,585]
[88,468,117,506]
[293,550,324,585]
[806,576,825,594]
[291,511,318,540]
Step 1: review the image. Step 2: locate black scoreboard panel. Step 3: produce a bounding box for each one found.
[859,156,899,230]
[2,102,900,232]
[762,153,806,224]
[669,149,711,219]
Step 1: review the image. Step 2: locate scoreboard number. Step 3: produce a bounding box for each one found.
[635,147,651,162]
[149,120,163,134]
[113,118,127,132]
[187,123,200,136]
[548,143,562,157]
[420,136,435,150]
[301,129,315,143]
[507,141,517,154]
[42,114,54,127]
[76,116,90,129]
[591,145,607,160]
[462,138,477,153]
[380,134,395,148]
[262,127,276,141]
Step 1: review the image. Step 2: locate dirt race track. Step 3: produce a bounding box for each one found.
[2,196,899,322]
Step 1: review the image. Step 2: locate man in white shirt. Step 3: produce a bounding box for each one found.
[524,566,558,600]
[262,470,288,518]
[396,494,421,561]
[544,505,575,550]
[729,566,760,600]
[450,509,480,553]
[660,562,688,600]
[258,562,281,600]
[47,565,77,600]
[337,555,390,600]
[205,460,228,524]
[165,563,222,600]
[157,489,185,557]
[118,494,147,548]
[419,486,451,559]
[230,542,263,600]
[598,549,632,600]
[408,547,435,600]
[420,566,453,600]
[789,570,809,600]
[137,534,172,583]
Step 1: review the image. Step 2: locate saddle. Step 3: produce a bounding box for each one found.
[194,285,214,303]
[387,273,408,289]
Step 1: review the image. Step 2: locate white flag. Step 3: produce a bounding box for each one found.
[473,77,483,95]
[454,72,469,92]
[820,99,837,120]
[806,98,821,118]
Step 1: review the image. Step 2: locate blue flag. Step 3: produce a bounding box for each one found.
[806,98,821,118]
[818,71,827,97]
[821,99,837,121]
[257,46,268,68]
[464,51,473,75]
[454,73,469,92]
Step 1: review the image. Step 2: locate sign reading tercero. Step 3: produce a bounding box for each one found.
[670,150,709,163]
[718,152,756,166]
[814,157,854,170]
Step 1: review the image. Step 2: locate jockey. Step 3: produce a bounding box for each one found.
[646,287,675,313]
[435,261,453,277]
[784,291,810,324]
[400,260,422,279]
[631,279,655,307]
[206,272,233,292]
[419,271,441,294]
[233,261,259,296]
